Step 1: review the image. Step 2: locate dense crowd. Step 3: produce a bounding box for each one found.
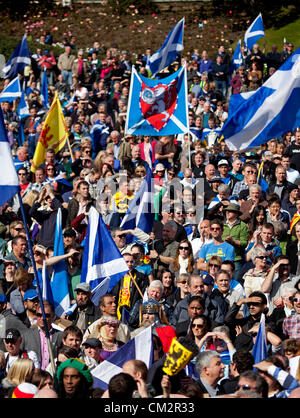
[0,31,299,399]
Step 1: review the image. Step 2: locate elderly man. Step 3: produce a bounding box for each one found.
[106,130,131,169]
[57,45,75,87]
[195,350,226,397]
[239,184,268,223]
[232,162,258,200]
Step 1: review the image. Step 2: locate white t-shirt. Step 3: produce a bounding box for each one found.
[5,350,40,372]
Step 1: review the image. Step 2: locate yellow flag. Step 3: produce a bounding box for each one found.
[31,93,68,173]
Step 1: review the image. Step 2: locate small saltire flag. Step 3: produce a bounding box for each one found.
[17,88,30,120]
[3,35,31,80]
[244,13,265,52]
[149,18,184,76]
[125,64,189,136]
[51,208,70,317]
[252,313,268,371]
[31,92,68,173]
[80,206,129,300]
[41,70,50,110]
[256,161,269,194]
[120,168,154,235]
[231,39,242,73]
[92,324,153,390]
[0,76,21,102]
[0,108,20,206]
[223,48,300,151]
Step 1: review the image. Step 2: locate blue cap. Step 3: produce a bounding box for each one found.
[0,294,7,303]
[202,273,214,286]
[23,289,38,301]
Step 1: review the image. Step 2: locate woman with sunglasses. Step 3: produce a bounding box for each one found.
[44,164,58,192]
[173,273,190,306]
[170,239,196,278]
[243,246,271,298]
[187,314,210,350]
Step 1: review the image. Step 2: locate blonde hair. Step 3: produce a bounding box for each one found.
[7,358,34,386]
[22,190,40,207]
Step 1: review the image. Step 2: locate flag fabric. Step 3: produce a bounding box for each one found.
[3,35,31,80]
[244,13,265,52]
[31,92,68,173]
[256,161,269,194]
[125,65,189,136]
[0,76,21,102]
[148,18,184,76]
[91,120,111,156]
[80,206,129,297]
[17,88,30,120]
[120,168,154,235]
[231,39,242,73]
[223,49,300,151]
[34,261,55,307]
[40,70,50,110]
[50,208,71,317]
[252,313,268,370]
[92,325,153,390]
[0,108,20,206]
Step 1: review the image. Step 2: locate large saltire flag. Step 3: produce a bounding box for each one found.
[31,92,68,173]
[244,13,265,52]
[125,64,189,136]
[2,35,31,80]
[223,48,300,151]
[148,17,184,77]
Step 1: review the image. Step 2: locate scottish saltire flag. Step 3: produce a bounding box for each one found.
[125,65,189,136]
[0,108,20,206]
[51,208,70,316]
[252,313,268,371]
[81,206,129,297]
[92,325,153,390]
[244,13,265,51]
[223,49,300,151]
[91,120,111,155]
[0,76,21,102]
[34,261,55,306]
[120,168,154,234]
[149,18,184,76]
[3,35,31,79]
[231,39,242,73]
[41,70,50,110]
[17,88,30,120]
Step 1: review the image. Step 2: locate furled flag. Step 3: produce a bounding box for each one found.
[0,76,21,102]
[40,69,50,110]
[223,48,300,151]
[50,208,70,317]
[252,313,268,371]
[125,64,189,136]
[0,108,20,206]
[80,206,129,306]
[231,39,242,73]
[244,13,265,52]
[92,324,153,390]
[256,161,269,195]
[31,92,68,173]
[17,83,30,146]
[2,35,31,80]
[149,18,184,76]
[120,168,154,236]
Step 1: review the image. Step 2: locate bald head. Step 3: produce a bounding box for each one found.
[34,387,58,398]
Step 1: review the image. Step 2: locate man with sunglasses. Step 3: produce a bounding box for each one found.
[261,256,299,315]
[231,162,258,200]
[282,290,300,340]
[0,293,27,352]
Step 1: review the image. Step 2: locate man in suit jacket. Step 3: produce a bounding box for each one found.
[20,301,63,370]
[195,350,226,397]
[106,131,131,165]
[268,165,293,201]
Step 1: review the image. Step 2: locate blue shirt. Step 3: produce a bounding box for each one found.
[198,241,235,262]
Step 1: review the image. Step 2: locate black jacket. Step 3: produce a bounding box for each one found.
[286,238,299,275]
[68,302,102,334]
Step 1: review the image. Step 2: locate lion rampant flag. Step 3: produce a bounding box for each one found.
[31,93,68,173]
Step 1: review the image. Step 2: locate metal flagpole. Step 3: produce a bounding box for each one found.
[183,62,191,168]
[17,192,56,376]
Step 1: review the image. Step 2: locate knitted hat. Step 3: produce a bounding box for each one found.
[12,383,38,398]
[56,358,93,387]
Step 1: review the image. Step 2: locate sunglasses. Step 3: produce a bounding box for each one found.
[116,234,126,238]
[192,323,204,329]
[179,280,187,284]
[211,227,221,231]
[236,384,252,391]
[256,256,267,260]
[34,251,42,256]
[246,302,262,307]
[179,246,189,250]
[293,298,300,302]
[187,212,196,215]
[5,339,18,344]
[36,313,52,318]
[209,264,220,268]
[18,173,27,176]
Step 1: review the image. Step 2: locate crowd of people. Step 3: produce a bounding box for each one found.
[0,29,299,399]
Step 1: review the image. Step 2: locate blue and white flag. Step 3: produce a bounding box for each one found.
[223,49,300,151]
[38,261,55,307]
[252,313,268,370]
[244,13,265,52]
[125,65,189,136]
[41,70,50,110]
[17,88,30,120]
[80,206,129,300]
[91,121,111,155]
[0,76,21,102]
[231,39,242,73]
[3,35,31,80]
[149,18,184,76]
[51,208,70,317]
[92,324,153,390]
[0,108,20,206]
[121,168,154,235]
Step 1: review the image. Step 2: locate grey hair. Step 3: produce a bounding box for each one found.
[212,325,230,338]
[195,350,220,375]
[251,246,268,262]
[164,220,178,233]
[218,183,230,194]
[249,184,261,192]
[149,280,164,293]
